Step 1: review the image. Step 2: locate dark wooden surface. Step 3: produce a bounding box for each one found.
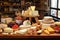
[0,33,60,38]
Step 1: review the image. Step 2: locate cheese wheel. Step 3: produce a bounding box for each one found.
[4,28,13,33]
[43,16,53,21]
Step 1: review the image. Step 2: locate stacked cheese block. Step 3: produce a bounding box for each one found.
[41,16,54,30]
[40,16,55,34]
[22,6,39,17]
[42,16,54,24]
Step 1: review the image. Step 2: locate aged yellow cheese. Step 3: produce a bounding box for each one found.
[44,30,50,34]
[47,27,55,33]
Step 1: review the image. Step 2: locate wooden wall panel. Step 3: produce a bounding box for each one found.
[35,0,48,19]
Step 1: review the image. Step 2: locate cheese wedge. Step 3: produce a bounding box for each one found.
[47,27,55,33]
[44,30,50,34]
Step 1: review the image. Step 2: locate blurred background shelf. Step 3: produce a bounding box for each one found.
[0,0,48,19]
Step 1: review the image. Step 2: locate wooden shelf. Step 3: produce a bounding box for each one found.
[0,0,48,19]
[0,5,21,6]
[0,11,15,13]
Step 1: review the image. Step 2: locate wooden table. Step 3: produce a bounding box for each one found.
[0,33,60,38]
